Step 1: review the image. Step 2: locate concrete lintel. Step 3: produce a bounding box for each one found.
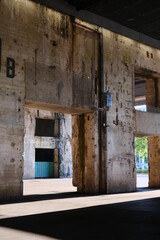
[32,0,160,50]
[25,100,94,115]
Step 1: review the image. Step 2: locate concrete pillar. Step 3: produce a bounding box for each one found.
[146,78,160,187]
[23,108,36,179]
[54,149,59,178]
[72,112,99,193]
[59,114,72,178]
[148,137,160,187]
[0,92,24,199]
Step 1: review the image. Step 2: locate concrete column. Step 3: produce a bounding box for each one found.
[59,114,72,178]
[23,108,36,179]
[72,112,99,193]
[54,149,59,178]
[148,137,160,187]
[0,92,24,199]
[146,78,160,187]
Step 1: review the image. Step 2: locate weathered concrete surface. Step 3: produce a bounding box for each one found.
[24,108,72,179]
[103,30,136,193]
[59,114,72,178]
[101,26,160,192]
[135,110,160,136]
[145,77,160,188]
[72,25,98,108]
[23,5,98,113]
[23,108,36,179]
[0,0,25,198]
[1,0,160,198]
[72,113,99,193]
[148,137,160,188]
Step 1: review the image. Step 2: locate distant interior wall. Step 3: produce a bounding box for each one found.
[23,108,72,179]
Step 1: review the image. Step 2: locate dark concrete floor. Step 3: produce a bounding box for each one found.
[0,195,160,240]
[0,179,160,239]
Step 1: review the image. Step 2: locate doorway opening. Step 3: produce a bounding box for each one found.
[35,148,55,178]
[135,136,148,188]
[23,108,75,196]
[134,66,160,189]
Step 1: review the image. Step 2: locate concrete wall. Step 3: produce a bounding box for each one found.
[135,110,160,136]
[59,114,72,178]
[100,26,160,192]
[24,108,72,179]
[1,0,160,197]
[0,0,26,199]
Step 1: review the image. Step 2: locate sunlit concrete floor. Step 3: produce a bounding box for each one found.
[0,177,160,240]
[137,173,148,188]
[23,178,77,196]
[22,174,148,196]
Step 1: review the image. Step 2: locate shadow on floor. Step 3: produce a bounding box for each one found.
[0,197,160,239]
[136,187,160,192]
[1,187,160,205]
[0,192,94,205]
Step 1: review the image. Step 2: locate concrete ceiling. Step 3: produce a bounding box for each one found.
[65,0,160,41]
[32,0,160,49]
[34,0,160,42]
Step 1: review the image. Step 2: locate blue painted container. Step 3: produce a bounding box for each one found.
[42,162,53,178]
[35,162,53,178]
[35,162,41,178]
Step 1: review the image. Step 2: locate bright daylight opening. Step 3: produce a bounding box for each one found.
[134,67,149,188]
[134,106,149,188]
[135,136,148,188]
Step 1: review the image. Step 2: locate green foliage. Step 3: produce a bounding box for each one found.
[135,137,148,159]
[136,169,148,174]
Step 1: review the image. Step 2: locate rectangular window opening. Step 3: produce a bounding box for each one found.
[35,118,59,137]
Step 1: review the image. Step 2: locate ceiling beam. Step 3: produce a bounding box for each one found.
[68,0,106,11]
[31,0,160,49]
